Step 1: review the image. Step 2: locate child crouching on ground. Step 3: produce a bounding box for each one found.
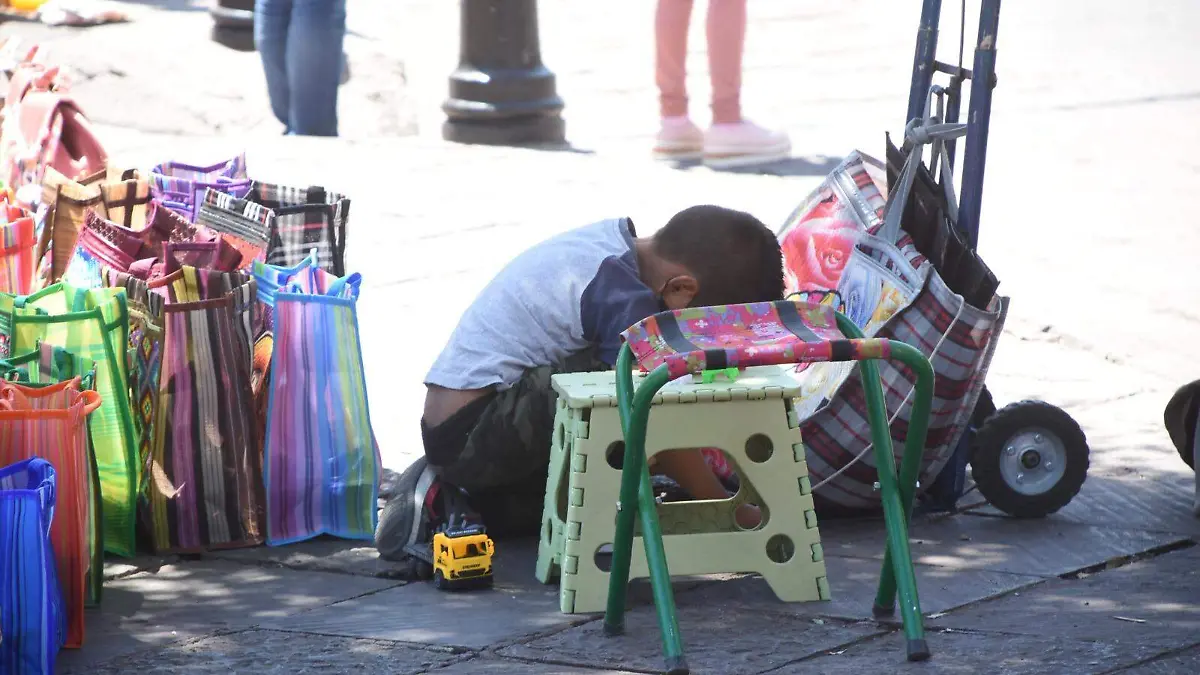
[376,205,785,562]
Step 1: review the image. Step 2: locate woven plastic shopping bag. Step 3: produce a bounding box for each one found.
[75,201,230,285]
[141,266,264,553]
[196,187,271,269]
[791,142,1005,514]
[0,457,64,674]
[0,282,139,556]
[0,379,100,648]
[247,182,349,275]
[0,343,102,609]
[778,152,926,421]
[100,270,162,535]
[262,262,379,545]
[0,194,36,293]
[147,153,249,223]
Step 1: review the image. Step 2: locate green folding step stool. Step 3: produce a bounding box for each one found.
[536,365,829,614]
[605,300,936,675]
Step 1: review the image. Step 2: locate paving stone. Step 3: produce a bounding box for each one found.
[428,656,640,674]
[785,628,1168,675]
[674,557,1040,620]
[60,560,400,669]
[935,545,1200,651]
[965,473,1200,538]
[204,536,406,578]
[822,512,1186,577]
[1113,644,1200,674]
[263,538,580,649]
[499,604,883,675]
[68,629,461,675]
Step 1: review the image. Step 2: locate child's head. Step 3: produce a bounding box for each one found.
[643,205,784,310]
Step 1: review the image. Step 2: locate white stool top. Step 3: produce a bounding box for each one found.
[551,366,807,409]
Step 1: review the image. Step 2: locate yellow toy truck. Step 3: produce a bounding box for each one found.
[430,524,494,591]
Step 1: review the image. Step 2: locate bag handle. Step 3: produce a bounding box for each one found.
[853,232,925,290]
[79,389,102,416]
[878,85,969,244]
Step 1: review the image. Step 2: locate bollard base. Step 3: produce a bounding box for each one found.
[443,114,566,147]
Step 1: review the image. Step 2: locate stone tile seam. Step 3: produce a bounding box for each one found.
[199,550,415,582]
[259,625,472,655]
[264,579,409,621]
[461,651,666,675]
[1095,639,1200,675]
[1057,539,1196,580]
[958,510,1200,537]
[904,539,1199,626]
[752,626,898,674]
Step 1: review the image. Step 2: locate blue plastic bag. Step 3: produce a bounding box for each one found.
[0,457,64,675]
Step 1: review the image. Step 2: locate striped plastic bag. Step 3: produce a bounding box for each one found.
[0,342,102,608]
[147,153,250,223]
[0,196,36,294]
[0,457,64,674]
[143,266,264,553]
[262,262,379,545]
[100,269,163,545]
[0,283,139,557]
[0,379,100,649]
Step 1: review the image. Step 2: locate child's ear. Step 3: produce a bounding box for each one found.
[662,275,699,310]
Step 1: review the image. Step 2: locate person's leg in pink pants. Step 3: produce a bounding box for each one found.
[654,0,790,167]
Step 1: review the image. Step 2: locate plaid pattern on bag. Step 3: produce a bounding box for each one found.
[247,182,348,276]
[802,262,1006,513]
[98,177,150,230]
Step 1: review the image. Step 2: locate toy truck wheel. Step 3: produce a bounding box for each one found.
[433,569,447,589]
[970,400,1089,518]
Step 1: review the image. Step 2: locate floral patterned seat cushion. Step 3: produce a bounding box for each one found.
[620,300,890,378]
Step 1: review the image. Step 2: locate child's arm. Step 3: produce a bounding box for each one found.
[652,449,761,529]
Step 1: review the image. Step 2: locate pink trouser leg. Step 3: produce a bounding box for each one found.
[707,0,747,124]
[655,0,693,118]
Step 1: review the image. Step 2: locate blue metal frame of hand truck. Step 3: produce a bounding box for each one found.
[906,0,1003,512]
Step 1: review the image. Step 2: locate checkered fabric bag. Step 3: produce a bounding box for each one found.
[97,176,150,230]
[796,141,1005,514]
[247,182,348,276]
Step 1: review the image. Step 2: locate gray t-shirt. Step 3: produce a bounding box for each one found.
[425,218,660,391]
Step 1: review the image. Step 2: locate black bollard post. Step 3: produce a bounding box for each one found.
[443,0,566,146]
[211,0,256,53]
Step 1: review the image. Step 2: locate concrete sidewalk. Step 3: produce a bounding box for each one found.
[3,0,1198,672]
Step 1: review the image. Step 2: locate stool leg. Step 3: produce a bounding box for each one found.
[604,357,688,674]
[636,460,689,675]
[858,358,929,662]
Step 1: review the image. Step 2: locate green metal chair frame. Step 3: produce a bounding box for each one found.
[602,310,936,675]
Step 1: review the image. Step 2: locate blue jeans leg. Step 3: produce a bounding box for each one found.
[254,0,293,132]
[255,0,346,137]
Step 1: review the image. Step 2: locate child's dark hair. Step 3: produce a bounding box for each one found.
[653,205,784,307]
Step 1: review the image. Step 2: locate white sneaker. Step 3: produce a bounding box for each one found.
[653,116,705,161]
[703,120,792,169]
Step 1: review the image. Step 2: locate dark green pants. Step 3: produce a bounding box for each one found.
[421,350,609,537]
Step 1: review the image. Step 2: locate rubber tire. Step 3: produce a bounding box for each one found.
[970,400,1089,518]
[433,569,446,590]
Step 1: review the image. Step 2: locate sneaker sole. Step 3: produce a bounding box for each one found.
[653,147,704,162]
[702,143,792,170]
[374,456,434,561]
